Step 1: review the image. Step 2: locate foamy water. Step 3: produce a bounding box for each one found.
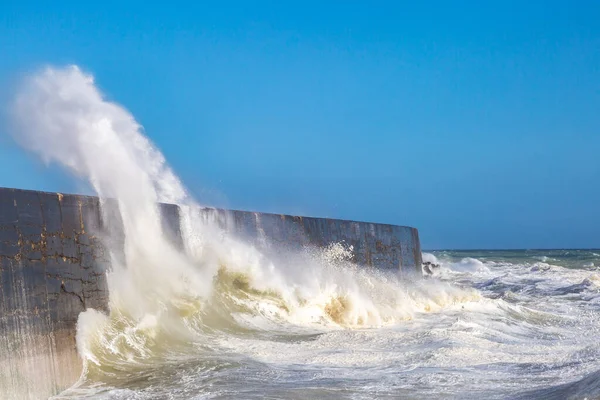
[10,66,600,399]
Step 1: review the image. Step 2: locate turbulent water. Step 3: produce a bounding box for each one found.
[67,250,600,400]
[9,66,600,400]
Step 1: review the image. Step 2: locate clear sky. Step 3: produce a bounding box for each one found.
[0,1,599,249]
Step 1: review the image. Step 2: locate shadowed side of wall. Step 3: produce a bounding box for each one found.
[0,187,422,399]
[0,189,110,400]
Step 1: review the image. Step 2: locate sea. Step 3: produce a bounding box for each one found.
[49,249,598,400]
[9,66,600,400]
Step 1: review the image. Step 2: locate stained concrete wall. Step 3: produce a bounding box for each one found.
[0,187,422,399]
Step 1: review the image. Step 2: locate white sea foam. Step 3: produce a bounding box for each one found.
[450,257,490,273]
[422,252,490,276]
[422,252,440,264]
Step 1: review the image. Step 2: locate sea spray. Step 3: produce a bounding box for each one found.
[10,65,221,370]
[9,65,481,388]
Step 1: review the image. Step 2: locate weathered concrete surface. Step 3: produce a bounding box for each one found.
[0,187,422,399]
[0,189,109,400]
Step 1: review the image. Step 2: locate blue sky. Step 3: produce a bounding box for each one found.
[0,1,599,249]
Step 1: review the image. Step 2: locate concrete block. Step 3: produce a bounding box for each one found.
[80,248,94,269]
[60,196,81,236]
[22,242,43,260]
[15,190,42,225]
[46,236,62,257]
[81,197,101,234]
[78,234,91,246]
[48,294,84,328]
[20,260,48,311]
[55,290,85,324]
[46,258,82,280]
[19,224,43,238]
[0,258,10,314]
[91,260,110,276]
[1,259,19,313]
[0,190,18,224]
[79,266,91,282]
[96,273,109,293]
[46,276,62,297]
[62,279,82,296]
[40,193,62,234]
[0,226,19,243]
[61,237,79,259]
[92,246,110,263]
[0,241,20,257]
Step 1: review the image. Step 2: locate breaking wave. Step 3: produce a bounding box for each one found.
[10,65,480,387]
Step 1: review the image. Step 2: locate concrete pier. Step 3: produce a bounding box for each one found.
[0,187,422,399]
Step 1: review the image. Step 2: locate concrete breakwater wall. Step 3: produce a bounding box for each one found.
[0,187,422,399]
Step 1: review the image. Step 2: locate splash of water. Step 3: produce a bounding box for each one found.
[10,65,479,377]
[12,64,212,325]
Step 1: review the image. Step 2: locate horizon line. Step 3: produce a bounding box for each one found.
[424,248,600,252]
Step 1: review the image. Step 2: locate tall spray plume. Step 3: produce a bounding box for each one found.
[10,65,214,330]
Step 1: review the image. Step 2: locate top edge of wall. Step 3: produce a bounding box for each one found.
[0,186,418,231]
